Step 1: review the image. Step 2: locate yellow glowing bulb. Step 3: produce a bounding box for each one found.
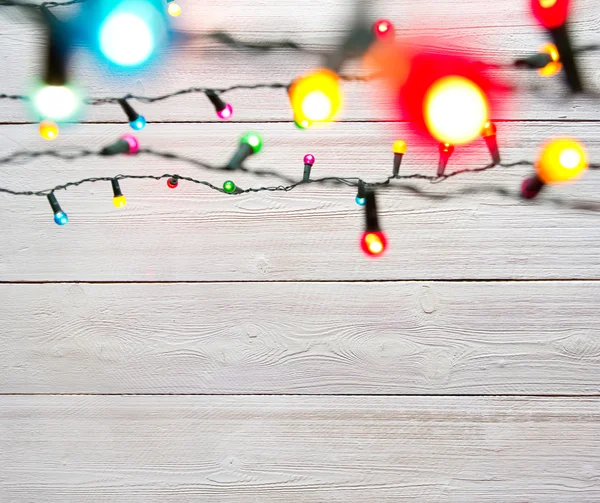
[536,138,588,184]
[289,69,342,128]
[424,76,490,145]
[167,2,181,16]
[39,120,58,140]
[540,0,557,7]
[113,195,127,208]
[538,43,562,77]
[392,140,407,154]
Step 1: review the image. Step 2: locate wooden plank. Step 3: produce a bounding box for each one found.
[1,395,600,502]
[0,0,599,122]
[0,122,599,281]
[1,281,600,395]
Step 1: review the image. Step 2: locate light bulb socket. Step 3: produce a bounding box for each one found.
[118,98,140,122]
[111,179,123,198]
[357,181,367,199]
[484,134,501,165]
[167,176,179,189]
[549,24,583,92]
[521,175,545,199]
[393,153,404,177]
[206,90,227,113]
[41,7,70,86]
[47,192,62,214]
[303,156,314,182]
[100,139,129,156]
[437,143,454,177]
[364,191,380,232]
[227,142,253,170]
[514,52,554,69]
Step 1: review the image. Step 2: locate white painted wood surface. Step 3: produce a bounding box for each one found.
[1,395,600,502]
[1,0,600,499]
[1,281,600,395]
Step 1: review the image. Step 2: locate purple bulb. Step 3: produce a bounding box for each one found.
[304,154,315,166]
[217,103,233,120]
[121,134,139,154]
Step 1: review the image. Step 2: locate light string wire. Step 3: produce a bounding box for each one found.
[1,147,600,212]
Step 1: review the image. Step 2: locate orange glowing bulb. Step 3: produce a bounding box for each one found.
[538,43,562,77]
[536,138,588,184]
[39,120,58,140]
[289,69,342,128]
[424,75,490,145]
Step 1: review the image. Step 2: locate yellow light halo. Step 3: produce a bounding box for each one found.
[288,68,342,128]
[39,120,59,140]
[423,75,490,145]
[167,2,181,17]
[536,138,588,184]
[538,43,562,77]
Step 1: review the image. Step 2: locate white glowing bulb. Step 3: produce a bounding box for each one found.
[301,90,333,122]
[99,13,154,67]
[424,76,489,145]
[559,148,581,169]
[34,85,77,120]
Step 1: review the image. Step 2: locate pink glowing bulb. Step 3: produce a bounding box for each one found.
[304,154,315,166]
[217,103,233,120]
[121,134,139,154]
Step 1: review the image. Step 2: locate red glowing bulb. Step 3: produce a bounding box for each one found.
[361,231,387,257]
[167,176,178,189]
[531,0,569,28]
[374,19,394,39]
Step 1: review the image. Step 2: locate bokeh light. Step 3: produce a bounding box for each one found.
[536,137,588,183]
[538,43,562,77]
[33,85,78,121]
[289,69,342,128]
[100,13,154,66]
[424,76,489,145]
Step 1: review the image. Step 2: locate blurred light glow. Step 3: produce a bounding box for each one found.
[100,12,154,66]
[424,76,489,145]
[301,91,332,121]
[536,137,588,183]
[538,43,562,77]
[531,0,569,28]
[34,85,77,121]
[289,69,342,128]
[39,120,59,140]
[167,1,181,16]
[361,231,387,257]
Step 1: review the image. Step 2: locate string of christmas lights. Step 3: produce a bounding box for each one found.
[2,132,600,255]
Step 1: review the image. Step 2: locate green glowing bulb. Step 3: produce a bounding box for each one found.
[223,180,236,193]
[240,132,263,154]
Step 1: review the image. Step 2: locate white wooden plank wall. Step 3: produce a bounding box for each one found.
[1,0,600,501]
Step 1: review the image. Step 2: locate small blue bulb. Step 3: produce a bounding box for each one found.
[130,116,146,130]
[54,211,68,226]
[356,196,366,206]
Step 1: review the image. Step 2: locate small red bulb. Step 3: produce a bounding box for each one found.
[373,19,394,39]
[531,0,569,29]
[361,231,387,257]
[167,176,178,189]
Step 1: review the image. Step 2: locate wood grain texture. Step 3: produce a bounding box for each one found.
[0,0,599,122]
[1,281,600,395]
[1,122,599,281]
[1,395,600,502]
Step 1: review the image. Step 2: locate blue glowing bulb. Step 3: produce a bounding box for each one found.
[130,116,146,130]
[100,12,155,66]
[355,196,366,206]
[54,211,68,226]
